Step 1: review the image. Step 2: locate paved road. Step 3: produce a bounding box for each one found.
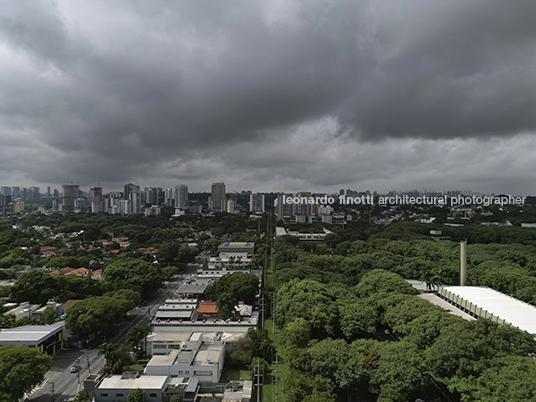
[27,266,194,402]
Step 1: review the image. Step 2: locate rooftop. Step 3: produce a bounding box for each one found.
[442,286,536,334]
[147,332,192,342]
[218,242,254,249]
[198,301,218,314]
[165,377,199,393]
[155,311,194,319]
[98,375,168,390]
[0,323,63,344]
[193,343,224,366]
[146,350,179,366]
[62,300,82,310]
[176,282,211,295]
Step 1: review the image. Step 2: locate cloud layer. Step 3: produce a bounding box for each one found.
[1,0,535,194]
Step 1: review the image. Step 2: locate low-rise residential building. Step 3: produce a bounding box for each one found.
[3,301,40,320]
[69,267,89,276]
[49,267,75,276]
[32,300,64,321]
[91,269,103,280]
[40,246,57,258]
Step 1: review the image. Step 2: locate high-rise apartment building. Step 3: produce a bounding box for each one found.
[131,190,142,214]
[164,188,174,207]
[250,193,265,213]
[29,187,40,201]
[62,184,80,212]
[11,187,20,200]
[0,194,10,216]
[89,187,103,213]
[174,185,188,210]
[142,187,164,205]
[276,194,294,221]
[211,183,226,211]
[123,183,140,201]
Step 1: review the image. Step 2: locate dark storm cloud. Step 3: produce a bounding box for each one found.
[1,0,536,191]
[345,1,536,139]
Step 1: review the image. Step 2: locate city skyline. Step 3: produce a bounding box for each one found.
[1,2,536,194]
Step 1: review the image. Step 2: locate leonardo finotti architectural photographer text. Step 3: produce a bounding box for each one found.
[282,194,526,207]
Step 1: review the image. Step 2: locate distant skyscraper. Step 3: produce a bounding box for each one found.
[174,185,188,210]
[226,199,235,214]
[250,193,265,213]
[276,194,294,221]
[123,183,140,200]
[211,183,226,211]
[89,187,103,213]
[11,187,20,200]
[62,184,80,212]
[29,187,40,201]
[164,188,174,207]
[131,190,142,214]
[0,194,10,216]
[0,187,11,196]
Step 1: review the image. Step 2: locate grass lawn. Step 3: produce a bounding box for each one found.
[220,367,252,382]
[262,319,289,402]
[125,364,144,372]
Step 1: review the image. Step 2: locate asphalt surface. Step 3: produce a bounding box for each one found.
[26,264,198,402]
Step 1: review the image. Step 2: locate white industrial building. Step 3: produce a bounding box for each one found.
[94,372,199,402]
[154,299,198,323]
[438,286,536,334]
[205,255,252,272]
[217,242,255,256]
[145,332,225,383]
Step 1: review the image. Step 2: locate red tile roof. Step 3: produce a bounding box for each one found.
[50,267,74,275]
[70,268,89,276]
[198,301,218,314]
[62,300,81,310]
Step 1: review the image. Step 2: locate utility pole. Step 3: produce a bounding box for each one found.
[254,358,263,402]
[50,382,54,402]
[260,294,265,330]
[87,352,91,374]
[273,356,281,402]
[272,292,275,334]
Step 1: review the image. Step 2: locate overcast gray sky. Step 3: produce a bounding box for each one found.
[1,0,535,195]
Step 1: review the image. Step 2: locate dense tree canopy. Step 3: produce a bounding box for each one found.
[66,290,139,338]
[102,257,162,298]
[0,345,53,401]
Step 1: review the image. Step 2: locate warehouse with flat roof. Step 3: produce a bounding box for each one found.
[438,286,536,334]
[0,323,64,355]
